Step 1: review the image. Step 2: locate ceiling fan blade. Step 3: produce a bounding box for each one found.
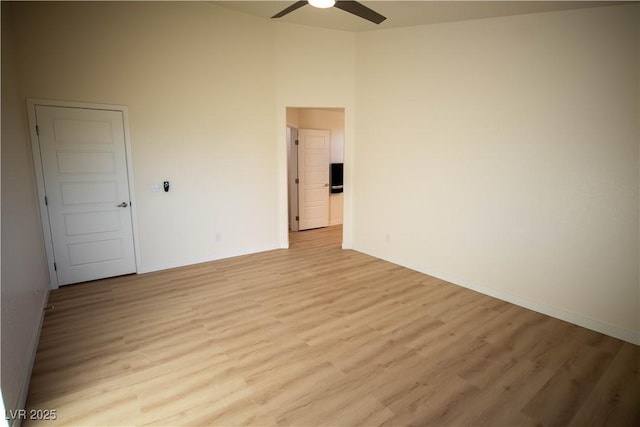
[334,1,386,24]
[271,1,308,19]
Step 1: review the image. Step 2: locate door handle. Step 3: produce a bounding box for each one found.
[118,202,128,208]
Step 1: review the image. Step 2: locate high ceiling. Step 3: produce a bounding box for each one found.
[211,1,629,32]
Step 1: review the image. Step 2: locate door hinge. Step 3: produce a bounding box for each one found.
[295,216,299,221]
[295,139,299,146]
[295,178,299,184]
[36,125,40,136]
[44,196,48,206]
[53,262,57,271]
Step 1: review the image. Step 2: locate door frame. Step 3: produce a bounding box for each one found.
[287,126,299,232]
[27,99,141,289]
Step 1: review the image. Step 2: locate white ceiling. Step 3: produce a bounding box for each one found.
[211,1,630,32]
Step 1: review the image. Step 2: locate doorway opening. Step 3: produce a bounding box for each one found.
[286,107,345,247]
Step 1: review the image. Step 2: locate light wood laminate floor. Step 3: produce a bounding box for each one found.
[25,226,639,426]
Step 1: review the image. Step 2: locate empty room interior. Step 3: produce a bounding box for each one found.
[1,1,639,426]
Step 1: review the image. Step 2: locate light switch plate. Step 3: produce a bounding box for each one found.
[150,183,161,192]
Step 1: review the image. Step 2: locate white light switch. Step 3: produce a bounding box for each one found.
[150,183,161,192]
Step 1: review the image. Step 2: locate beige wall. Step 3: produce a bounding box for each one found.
[8,2,280,273]
[1,3,51,416]
[354,4,640,343]
[286,108,299,128]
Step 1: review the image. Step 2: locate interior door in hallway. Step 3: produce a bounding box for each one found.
[35,105,136,285]
[297,128,330,231]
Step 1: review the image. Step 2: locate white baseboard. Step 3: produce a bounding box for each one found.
[9,291,49,427]
[358,249,640,346]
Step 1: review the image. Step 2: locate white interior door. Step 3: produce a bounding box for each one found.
[298,129,330,231]
[35,105,136,286]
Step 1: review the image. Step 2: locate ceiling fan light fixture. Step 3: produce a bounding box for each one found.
[308,0,335,9]
[271,0,386,24]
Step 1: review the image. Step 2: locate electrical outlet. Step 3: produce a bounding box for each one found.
[216,232,222,242]
[385,233,390,243]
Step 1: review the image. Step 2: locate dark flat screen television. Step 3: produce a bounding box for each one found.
[330,163,343,194]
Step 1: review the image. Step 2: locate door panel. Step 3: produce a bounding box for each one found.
[298,129,330,230]
[64,211,121,236]
[36,105,136,285]
[56,151,116,174]
[60,181,118,205]
[52,119,114,144]
[68,239,123,265]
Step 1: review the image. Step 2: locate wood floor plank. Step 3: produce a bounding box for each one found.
[567,343,640,427]
[522,345,619,426]
[23,225,640,426]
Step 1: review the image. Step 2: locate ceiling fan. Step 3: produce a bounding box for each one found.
[271,0,387,25]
